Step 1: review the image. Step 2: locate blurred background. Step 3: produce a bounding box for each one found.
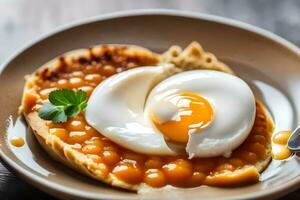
[2,0,300,63]
[1,0,300,199]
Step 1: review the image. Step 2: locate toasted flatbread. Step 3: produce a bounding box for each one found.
[20,42,273,191]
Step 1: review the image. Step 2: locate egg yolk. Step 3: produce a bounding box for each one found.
[152,92,214,143]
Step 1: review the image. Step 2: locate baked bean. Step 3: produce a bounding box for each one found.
[102,150,120,166]
[57,79,69,88]
[69,77,84,88]
[82,144,102,154]
[68,131,90,144]
[71,71,85,78]
[186,172,206,187]
[84,74,102,84]
[100,65,116,76]
[112,161,143,184]
[162,159,193,184]
[49,128,68,141]
[66,120,85,131]
[144,169,166,187]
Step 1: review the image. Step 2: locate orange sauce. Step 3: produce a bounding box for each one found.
[272,131,292,160]
[10,136,25,147]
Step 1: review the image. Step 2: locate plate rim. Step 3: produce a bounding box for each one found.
[1,8,300,200]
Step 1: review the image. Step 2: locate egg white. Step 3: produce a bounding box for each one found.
[86,66,256,158]
[85,65,178,155]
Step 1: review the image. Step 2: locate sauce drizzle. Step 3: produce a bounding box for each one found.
[272,131,292,160]
[10,136,25,147]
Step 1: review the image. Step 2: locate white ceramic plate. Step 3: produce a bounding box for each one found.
[1,9,300,200]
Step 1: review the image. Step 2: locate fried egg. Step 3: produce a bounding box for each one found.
[85,65,256,157]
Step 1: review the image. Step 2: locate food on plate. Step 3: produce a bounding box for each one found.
[20,42,275,191]
[10,136,25,147]
[272,131,292,160]
[86,68,256,158]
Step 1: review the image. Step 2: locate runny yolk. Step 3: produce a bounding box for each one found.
[151,92,214,143]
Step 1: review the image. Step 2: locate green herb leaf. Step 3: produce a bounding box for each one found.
[79,101,87,110]
[49,89,77,106]
[52,109,68,123]
[38,89,87,123]
[38,102,67,123]
[65,105,80,118]
[75,90,87,104]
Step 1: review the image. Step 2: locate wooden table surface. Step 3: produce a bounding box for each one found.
[1,0,300,199]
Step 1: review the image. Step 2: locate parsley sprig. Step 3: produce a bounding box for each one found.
[38,89,87,123]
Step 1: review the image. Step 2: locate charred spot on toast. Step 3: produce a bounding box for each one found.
[36,46,159,82]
